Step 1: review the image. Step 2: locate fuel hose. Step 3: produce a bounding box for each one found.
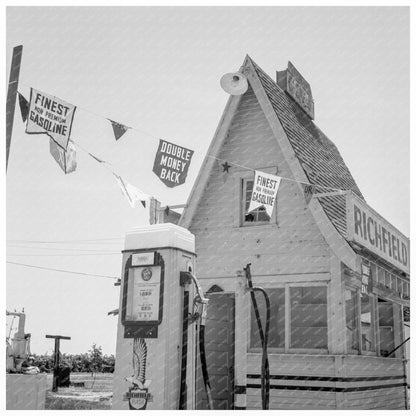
[245,263,270,410]
[179,271,213,410]
[178,288,189,410]
[199,322,214,410]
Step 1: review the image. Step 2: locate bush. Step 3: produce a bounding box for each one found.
[30,345,115,373]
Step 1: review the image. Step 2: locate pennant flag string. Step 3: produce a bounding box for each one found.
[18,92,29,122]
[207,155,349,194]
[88,152,107,164]
[113,173,149,208]
[70,138,151,208]
[108,119,130,141]
[17,83,169,144]
[16,85,344,195]
[49,138,77,174]
[73,141,113,172]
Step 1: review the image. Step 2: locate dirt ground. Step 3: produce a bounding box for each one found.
[45,372,113,410]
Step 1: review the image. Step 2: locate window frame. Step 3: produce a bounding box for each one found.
[242,178,271,225]
[233,167,279,228]
[248,281,329,354]
[358,291,377,356]
[344,285,360,354]
[344,285,402,357]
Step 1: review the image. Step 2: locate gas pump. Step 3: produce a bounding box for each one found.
[112,223,198,410]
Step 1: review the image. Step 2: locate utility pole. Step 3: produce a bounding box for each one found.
[45,335,71,392]
[6,45,23,172]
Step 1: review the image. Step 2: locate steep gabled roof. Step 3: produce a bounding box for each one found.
[180,55,362,270]
[249,57,364,238]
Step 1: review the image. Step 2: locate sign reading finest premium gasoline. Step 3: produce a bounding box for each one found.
[248,170,281,217]
[346,192,410,274]
[26,88,76,150]
[152,139,194,187]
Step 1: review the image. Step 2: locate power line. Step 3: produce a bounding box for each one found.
[7,244,120,253]
[7,253,121,257]
[7,237,123,243]
[6,261,118,280]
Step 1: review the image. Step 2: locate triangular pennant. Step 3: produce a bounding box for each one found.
[109,119,129,141]
[18,92,29,122]
[88,152,106,164]
[113,173,148,208]
[49,139,77,174]
[247,171,282,217]
[302,183,316,204]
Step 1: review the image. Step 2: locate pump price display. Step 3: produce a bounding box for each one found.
[126,266,161,322]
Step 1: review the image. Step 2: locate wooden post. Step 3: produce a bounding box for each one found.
[6,45,23,172]
[46,335,71,392]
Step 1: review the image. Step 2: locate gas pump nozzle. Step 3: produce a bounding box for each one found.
[180,271,209,326]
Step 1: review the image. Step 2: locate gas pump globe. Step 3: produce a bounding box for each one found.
[112,224,196,410]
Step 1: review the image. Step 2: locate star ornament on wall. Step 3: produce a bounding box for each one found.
[222,161,231,173]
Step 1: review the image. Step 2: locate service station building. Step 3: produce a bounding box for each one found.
[179,56,410,410]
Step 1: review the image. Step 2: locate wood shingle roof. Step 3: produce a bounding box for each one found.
[249,56,364,239]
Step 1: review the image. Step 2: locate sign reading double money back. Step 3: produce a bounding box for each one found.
[26,88,76,150]
[152,139,194,188]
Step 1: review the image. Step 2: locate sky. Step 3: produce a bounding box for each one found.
[5,6,410,355]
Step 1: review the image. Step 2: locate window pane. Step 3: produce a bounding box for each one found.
[360,293,375,351]
[243,180,271,223]
[290,287,327,349]
[345,289,359,352]
[378,298,395,357]
[250,288,285,348]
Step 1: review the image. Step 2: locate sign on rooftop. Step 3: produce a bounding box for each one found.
[346,192,410,274]
[286,61,315,120]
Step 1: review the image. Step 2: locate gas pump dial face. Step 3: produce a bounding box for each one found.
[126,266,161,322]
[141,268,152,281]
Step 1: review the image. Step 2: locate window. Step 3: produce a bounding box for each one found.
[360,293,375,352]
[242,179,270,224]
[345,288,359,352]
[377,298,395,357]
[290,287,327,349]
[249,285,328,351]
[250,288,285,348]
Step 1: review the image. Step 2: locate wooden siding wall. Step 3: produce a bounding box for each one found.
[188,86,406,410]
[189,87,330,282]
[247,354,406,410]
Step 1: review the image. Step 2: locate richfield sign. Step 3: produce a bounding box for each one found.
[346,193,410,274]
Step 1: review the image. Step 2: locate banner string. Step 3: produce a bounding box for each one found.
[207,155,351,193]
[18,84,353,195]
[18,82,161,142]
